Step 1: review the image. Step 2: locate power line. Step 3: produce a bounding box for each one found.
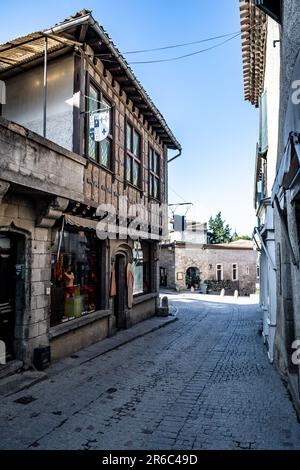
[128,32,242,65]
[169,186,189,204]
[123,31,240,55]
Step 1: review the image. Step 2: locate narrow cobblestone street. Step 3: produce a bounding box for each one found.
[1,294,300,450]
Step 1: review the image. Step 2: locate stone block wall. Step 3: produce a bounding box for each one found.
[159,245,176,289]
[160,244,258,296]
[0,195,51,367]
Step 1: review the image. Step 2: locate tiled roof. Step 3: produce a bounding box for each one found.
[240,0,267,107]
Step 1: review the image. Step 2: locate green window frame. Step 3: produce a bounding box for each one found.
[87,81,114,170]
[125,122,142,188]
[149,146,160,200]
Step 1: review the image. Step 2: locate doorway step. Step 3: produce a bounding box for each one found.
[0,370,47,398]
[0,360,23,380]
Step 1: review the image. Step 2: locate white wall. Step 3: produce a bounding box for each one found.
[264,17,281,196]
[3,54,74,151]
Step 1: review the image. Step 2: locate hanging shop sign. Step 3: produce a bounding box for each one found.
[89,107,110,142]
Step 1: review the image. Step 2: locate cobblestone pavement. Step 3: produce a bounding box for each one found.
[1,294,300,450]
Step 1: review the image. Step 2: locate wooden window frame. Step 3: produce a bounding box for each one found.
[232,263,238,281]
[85,74,115,173]
[125,118,142,190]
[216,264,223,282]
[148,144,161,201]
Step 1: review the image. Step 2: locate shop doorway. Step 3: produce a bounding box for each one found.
[114,254,127,329]
[0,232,25,362]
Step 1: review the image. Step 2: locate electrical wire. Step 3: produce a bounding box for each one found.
[169,186,190,204]
[123,30,240,55]
[128,31,242,65]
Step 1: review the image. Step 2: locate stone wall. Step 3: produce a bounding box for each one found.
[160,244,258,296]
[159,245,176,289]
[0,195,51,367]
[273,0,300,416]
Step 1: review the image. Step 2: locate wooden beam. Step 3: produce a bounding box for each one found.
[78,23,89,42]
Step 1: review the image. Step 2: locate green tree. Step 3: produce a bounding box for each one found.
[208,212,232,244]
[232,235,252,241]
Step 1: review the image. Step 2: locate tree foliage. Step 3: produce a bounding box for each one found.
[232,235,252,241]
[208,212,232,244]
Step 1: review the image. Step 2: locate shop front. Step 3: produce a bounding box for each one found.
[51,228,103,326]
[46,213,160,361]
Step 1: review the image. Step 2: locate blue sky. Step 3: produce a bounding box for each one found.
[0,0,258,235]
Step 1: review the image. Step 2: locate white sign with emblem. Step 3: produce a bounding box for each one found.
[89,106,110,142]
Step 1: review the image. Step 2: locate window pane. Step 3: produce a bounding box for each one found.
[126,124,132,150]
[126,156,132,182]
[154,177,159,199]
[149,175,153,196]
[133,242,146,295]
[133,160,140,186]
[50,231,100,326]
[102,97,112,132]
[89,85,98,112]
[149,148,154,171]
[88,86,98,160]
[100,138,111,168]
[133,131,140,158]
[133,261,143,295]
[155,153,160,175]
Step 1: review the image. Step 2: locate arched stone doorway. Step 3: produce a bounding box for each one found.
[185,267,200,289]
[0,231,26,362]
[112,243,132,330]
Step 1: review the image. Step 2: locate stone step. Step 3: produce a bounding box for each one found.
[0,360,23,380]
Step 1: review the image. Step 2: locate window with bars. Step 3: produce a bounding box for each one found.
[232,264,238,281]
[149,146,160,200]
[87,82,113,170]
[125,122,142,187]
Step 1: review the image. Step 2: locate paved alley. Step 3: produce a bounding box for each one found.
[1,294,300,450]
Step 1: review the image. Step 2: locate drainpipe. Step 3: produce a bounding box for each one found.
[254,227,276,271]
[43,36,48,138]
[168,148,182,164]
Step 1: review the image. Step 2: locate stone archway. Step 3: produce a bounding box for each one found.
[111,243,133,330]
[185,266,200,289]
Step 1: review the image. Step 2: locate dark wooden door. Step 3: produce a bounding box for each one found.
[114,255,126,329]
[0,235,15,361]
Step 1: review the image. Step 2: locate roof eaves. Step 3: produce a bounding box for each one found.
[86,14,181,150]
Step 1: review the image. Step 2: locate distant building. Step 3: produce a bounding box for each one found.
[160,236,258,296]
[169,220,207,244]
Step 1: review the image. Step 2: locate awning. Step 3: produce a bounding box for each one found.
[271,49,300,203]
[64,214,98,230]
[0,33,72,77]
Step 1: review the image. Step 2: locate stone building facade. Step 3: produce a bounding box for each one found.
[239,1,280,362]
[160,240,258,296]
[0,10,181,371]
[271,0,300,416]
[240,0,300,415]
